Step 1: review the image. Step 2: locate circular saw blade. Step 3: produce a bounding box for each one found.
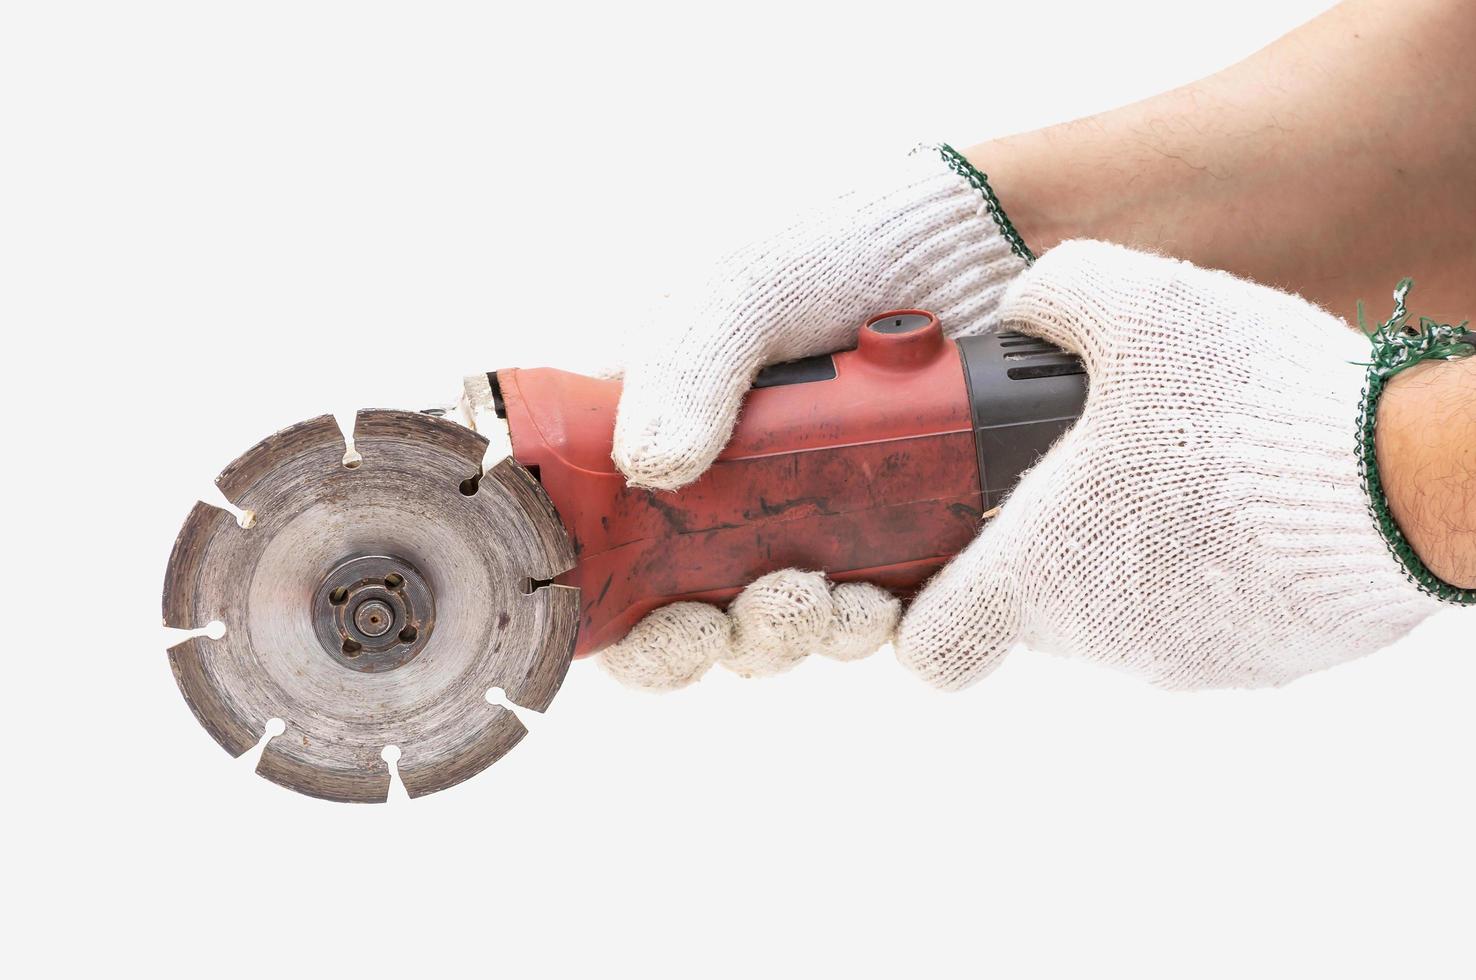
[162,410,578,802]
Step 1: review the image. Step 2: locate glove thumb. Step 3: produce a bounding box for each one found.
[612,315,761,490]
[894,466,1054,690]
[998,239,1167,368]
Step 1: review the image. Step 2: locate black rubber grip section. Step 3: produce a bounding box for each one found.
[956,333,1087,511]
[752,353,838,389]
[488,372,507,418]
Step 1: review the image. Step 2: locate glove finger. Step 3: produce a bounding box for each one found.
[818,582,900,662]
[894,501,1035,691]
[598,602,731,692]
[723,569,836,678]
[1000,239,1178,367]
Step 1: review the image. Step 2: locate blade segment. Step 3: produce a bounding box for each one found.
[486,456,576,577]
[216,414,345,511]
[161,501,242,629]
[167,635,266,757]
[397,705,528,800]
[498,584,579,712]
[257,737,391,804]
[353,407,488,472]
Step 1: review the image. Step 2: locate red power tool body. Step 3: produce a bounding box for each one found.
[493,310,1086,657]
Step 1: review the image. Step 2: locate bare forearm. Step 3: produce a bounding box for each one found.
[967,0,1476,324]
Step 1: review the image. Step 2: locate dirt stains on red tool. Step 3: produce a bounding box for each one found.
[498,310,989,657]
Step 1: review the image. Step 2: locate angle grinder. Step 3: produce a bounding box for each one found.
[162,310,1085,801]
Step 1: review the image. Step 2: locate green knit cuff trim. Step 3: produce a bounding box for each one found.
[1354,278,1476,605]
[937,143,1035,265]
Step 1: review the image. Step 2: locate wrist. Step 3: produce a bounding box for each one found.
[934,144,1035,264]
[960,132,1077,257]
[1375,355,1476,589]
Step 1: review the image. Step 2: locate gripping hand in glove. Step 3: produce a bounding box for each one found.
[612,145,1031,491]
[897,241,1456,690]
[604,239,1463,690]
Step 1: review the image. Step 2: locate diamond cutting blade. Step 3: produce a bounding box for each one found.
[162,410,578,802]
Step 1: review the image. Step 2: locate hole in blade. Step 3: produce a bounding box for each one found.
[486,686,539,725]
[333,410,363,470]
[242,718,286,772]
[381,745,408,801]
[162,619,226,646]
[459,472,481,495]
[522,577,554,595]
[203,484,254,531]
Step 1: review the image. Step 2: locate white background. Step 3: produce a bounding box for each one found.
[7,1,1474,977]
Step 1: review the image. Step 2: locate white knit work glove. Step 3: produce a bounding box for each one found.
[600,145,1032,690]
[895,241,1444,689]
[604,241,1448,691]
[612,144,1031,491]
